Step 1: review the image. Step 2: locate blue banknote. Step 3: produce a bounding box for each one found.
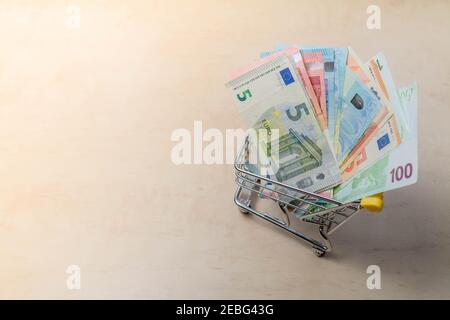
[335,67,382,163]
[332,48,348,150]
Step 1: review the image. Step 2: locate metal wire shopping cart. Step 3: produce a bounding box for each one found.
[234,136,384,257]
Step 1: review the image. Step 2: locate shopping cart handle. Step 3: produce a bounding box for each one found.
[360,193,384,212]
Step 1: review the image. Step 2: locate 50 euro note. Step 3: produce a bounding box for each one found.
[333,83,418,203]
[226,55,341,192]
[340,114,401,181]
[339,48,401,180]
[367,52,410,140]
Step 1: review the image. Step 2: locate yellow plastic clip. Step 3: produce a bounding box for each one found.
[361,193,384,213]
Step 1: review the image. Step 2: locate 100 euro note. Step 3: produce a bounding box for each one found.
[333,82,418,203]
[226,55,341,192]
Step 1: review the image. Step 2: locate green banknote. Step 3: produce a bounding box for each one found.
[334,66,382,163]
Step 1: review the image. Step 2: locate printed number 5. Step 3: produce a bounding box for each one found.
[237,89,252,101]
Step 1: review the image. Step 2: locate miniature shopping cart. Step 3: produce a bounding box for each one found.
[234,136,384,257]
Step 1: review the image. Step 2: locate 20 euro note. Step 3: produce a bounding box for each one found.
[333,83,418,203]
[334,67,382,163]
[330,48,348,152]
[226,55,341,192]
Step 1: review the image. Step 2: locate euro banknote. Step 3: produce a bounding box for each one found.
[339,48,401,179]
[335,66,382,163]
[258,47,327,130]
[260,43,290,58]
[340,114,401,181]
[301,48,336,126]
[226,55,341,192]
[301,50,327,122]
[331,48,348,152]
[291,50,327,130]
[334,82,418,202]
[366,53,410,140]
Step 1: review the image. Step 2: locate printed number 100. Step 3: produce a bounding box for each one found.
[390,163,413,183]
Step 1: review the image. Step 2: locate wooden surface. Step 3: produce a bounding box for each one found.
[0,0,449,298]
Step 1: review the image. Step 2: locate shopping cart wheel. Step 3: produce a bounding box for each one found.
[313,248,326,257]
[239,204,251,214]
[278,203,287,213]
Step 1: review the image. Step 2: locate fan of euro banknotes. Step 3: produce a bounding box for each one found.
[226,45,418,203]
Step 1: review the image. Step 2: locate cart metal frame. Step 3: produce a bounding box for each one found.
[234,136,363,257]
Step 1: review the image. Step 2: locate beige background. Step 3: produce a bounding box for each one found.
[0,0,449,299]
